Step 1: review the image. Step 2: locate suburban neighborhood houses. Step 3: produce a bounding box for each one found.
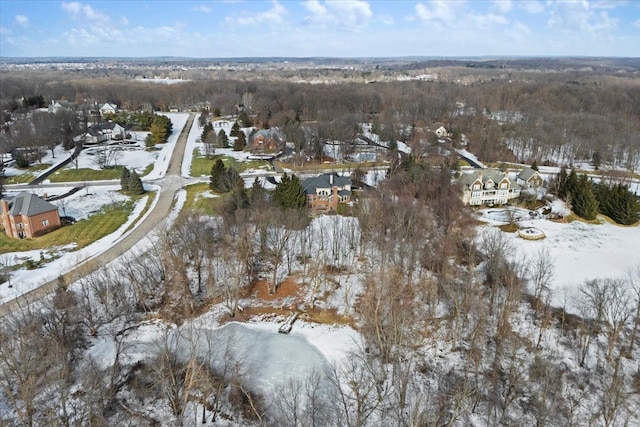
[1,192,61,238]
[0,54,639,427]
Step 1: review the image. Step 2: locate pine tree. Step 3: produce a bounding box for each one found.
[239,111,252,127]
[230,121,240,137]
[128,170,145,195]
[559,169,577,200]
[229,178,249,211]
[234,132,246,151]
[572,174,598,220]
[217,129,229,148]
[272,173,306,210]
[120,167,130,193]
[595,182,640,225]
[210,159,226,192]
[531,159,539,171]
[250,177,266,206]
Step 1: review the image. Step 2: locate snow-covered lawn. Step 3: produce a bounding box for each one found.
[0,186,157,302]
[478,207,640,309]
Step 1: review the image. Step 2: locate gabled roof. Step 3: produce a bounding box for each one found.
[4,192,58,217]
[252,128,284,143]
[87,122,124,136]
[301,173,352,195]
[517,166,540,181]
[459,169,510,187]
[100,102,117,110]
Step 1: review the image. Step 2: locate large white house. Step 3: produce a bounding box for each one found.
[74,122,127,146]
[458,169,521,206]
[99,103,118,116]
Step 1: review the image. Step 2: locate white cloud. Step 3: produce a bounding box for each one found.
[0,26,14,36]
[415,0,459,26]
[547,0,618,35]
[192,5,212,13]
[61,2,109,22]
[520,0,545,14]
[302,0,372,32]
[15,15,29,26]
[492,0,512,14]
[634,19,640,28]
[228,0,288,26]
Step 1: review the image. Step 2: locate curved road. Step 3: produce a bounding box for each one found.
[0,114,195,316]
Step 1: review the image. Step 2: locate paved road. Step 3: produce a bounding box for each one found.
[0,114,195,317]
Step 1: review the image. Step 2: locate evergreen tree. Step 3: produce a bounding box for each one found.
[250,177,266,206]
[120,167,130,193]
[210,159,226,192]
[229,178,249,211]
[201,122,213,143]
[531,159,539,171]
[572,174,598,220]
[217,129,229,148]
[234,132,246,151]
[213,107,221,117]
[272,173,306,210]
[592,151,601,170]
[145,115,172,147]
[198,111,209,128]
[239,111,253,127]
[594,182,640,225]
[230,121,241,137]
[128,170,145,195]
[559,169,577,200]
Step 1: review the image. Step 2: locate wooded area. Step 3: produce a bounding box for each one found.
[0,58,639,426]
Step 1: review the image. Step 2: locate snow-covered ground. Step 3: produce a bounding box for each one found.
[0,113,191,300]
[478,206,640,310]
[0,187,156,302]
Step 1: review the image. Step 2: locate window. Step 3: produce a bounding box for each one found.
[501,183,507,189]
[42,219,49,227]
[16,222,23,229]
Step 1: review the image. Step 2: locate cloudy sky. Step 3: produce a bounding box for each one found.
[1,0,638,58]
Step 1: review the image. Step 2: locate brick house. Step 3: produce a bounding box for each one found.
[301,173,352,213]
[1,192,61,239]
[250,129,284,154]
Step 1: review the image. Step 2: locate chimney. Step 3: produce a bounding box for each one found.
[329,174,334,185]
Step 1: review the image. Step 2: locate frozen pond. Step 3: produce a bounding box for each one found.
[173,322,337,396]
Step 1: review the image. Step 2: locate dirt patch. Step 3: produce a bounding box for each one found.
[249,277,304,301]
[302,307,355,327]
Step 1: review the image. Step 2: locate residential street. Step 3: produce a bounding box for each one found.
[0,114,195,316]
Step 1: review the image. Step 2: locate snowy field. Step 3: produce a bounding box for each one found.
[478,207,640,310]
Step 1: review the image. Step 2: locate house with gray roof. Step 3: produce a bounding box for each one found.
[74,122,127,146]
[250,128,285,154]
[458,169,520,206]
[516,166,544,189]
[301,173,351,213]
[1,192,61,238]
